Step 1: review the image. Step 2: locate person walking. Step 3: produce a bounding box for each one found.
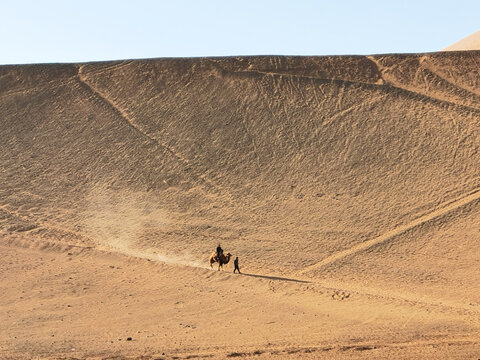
[233,256,241,273]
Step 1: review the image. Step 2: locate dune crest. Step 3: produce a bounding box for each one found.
[443,29,480,51]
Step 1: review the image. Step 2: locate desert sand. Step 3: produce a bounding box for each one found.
[1,48,480,359]
[444,30,480,51]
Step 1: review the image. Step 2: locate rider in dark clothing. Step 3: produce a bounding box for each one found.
[216,244,223,259]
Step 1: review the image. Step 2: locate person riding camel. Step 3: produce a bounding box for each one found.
[216,244,223,260]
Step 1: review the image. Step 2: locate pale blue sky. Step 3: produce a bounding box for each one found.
[1,0,479,64]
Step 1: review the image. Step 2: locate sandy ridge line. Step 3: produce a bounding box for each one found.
[226,67,480,114]
[1,236,211,272]
[421,61,480,99]
[0,60,131,99]
[300,188,480,274]
[77,60,134,77]
[4,234,478,317]
[4,237,478,320]
[2,236,94,254]
[366,56,480,112]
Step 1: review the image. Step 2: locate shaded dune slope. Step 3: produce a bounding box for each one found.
[1,53,480,298]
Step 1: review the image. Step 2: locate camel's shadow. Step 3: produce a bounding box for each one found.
[239,272,311,283]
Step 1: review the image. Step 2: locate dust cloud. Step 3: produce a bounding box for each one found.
[81,186,208,269]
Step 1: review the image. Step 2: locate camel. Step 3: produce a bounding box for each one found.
[209,252,232,271]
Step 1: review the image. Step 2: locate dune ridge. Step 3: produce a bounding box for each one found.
[443,30,480,51]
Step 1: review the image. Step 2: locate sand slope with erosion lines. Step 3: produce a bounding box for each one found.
[1,52,480,358]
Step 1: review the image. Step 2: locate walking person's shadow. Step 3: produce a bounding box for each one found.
[239,272,310,283]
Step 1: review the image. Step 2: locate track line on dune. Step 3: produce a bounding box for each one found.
[422,64,480,103]
[75,66,235,202]
[79,60,134,77]
[322,93,390,127]
[230,67,480,115]
[76,66,171,147]
[300,187,480,274]
[6,234,477,318]
[365,56,480,114]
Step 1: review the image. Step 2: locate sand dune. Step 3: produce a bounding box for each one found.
[1,52,480,358]
[443,30,480,51]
